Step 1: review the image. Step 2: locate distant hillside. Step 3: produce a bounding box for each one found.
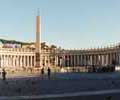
[0,39,34,45]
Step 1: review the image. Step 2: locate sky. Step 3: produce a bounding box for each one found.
[0,0,120,49]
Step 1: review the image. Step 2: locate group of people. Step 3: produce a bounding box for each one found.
[0,67,51,81]
[88,65,115,73]
[41,67,51,79]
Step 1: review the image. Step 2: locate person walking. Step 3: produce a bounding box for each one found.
[2,69,7,81]
[41,67,44,79]
[47,67,51,79]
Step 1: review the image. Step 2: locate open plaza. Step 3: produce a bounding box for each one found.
[0,72,119,99]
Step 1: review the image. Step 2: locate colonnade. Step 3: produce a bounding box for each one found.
[0,55,35,68]
[58,52,119,67]
[0,48,120,68]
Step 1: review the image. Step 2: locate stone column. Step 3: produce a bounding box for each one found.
[92,55,94,65]
[67,55,69,67]
[0,55,2,68]
[90,55,92,65]
[13,55,15,67]
[8,55,10,67]
[30,56,32,67]
[106,54,108,65]
[80,55,82,66]
[17,56,19,67]
[74,55,76,66]
[96,54,98,65]
[73,55,75,67]
[116,53,119,65]
[87,55,90,66]
[4,55,6,67]
[68,55,70,67]
[83,55,85,66]
[81,55,83,66]
[15,56,17,67]
[25,55,29,67]
[118,53,120,65]
[79,55,81,66]
[6,55,8,67]
[69,55,71,67]
[103,55,105,65]
[0,55,1,68]
[66,55,68,67]
[94,54,96,65]
[10,55,12,67]
[21,56,23,67]
[9,55,11,67]
[20,56,22,67]
[101,55,104,65]
[32,56,34,67]
[11,55,13,67]
[88,55,90,66]
[8,55,9,67]
[97,54,99,65]
[77,55,79,66]
[113,53,116,63]
[24,56,26,67]
[86,55,88,66]
[25,56,27,67]
[109,53,110,64]
[2,55,4,68]
[16,56,18,67]
[110,53,112,65]
[3,55,5,67]
[70,55,72,67]
[27,56,29,67]
[34,55,36,67]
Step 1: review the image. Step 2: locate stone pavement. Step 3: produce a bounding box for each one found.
[0,89,120,100]
[0,72,120,99]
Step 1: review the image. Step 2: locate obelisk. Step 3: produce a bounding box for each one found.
[35,9,41,67]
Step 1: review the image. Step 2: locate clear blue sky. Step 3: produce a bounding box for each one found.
[0,0,120,49]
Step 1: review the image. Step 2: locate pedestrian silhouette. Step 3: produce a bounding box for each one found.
[41,67,44,79]
[47,67,51,79]
[2,69,6,81]
[41,67,44,74]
